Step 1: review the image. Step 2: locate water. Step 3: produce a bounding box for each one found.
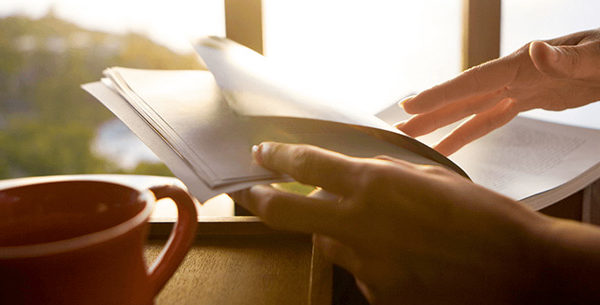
[93,119,160,169]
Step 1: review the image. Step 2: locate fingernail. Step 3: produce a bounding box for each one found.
[394,120,407,129]
[251,144,262,164]
[252,143,270,165]
[397,96,414,108]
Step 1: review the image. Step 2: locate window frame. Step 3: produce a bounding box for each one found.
[223,0,502,69]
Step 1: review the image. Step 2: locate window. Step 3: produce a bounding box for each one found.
[263,0,462,114]
[2,0,597,182]
[0,1,224,178]
[501,0,599,55]
[502,0,600,128]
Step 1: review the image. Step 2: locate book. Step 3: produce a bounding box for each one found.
[83,36,600,210]
[377,102,600,210]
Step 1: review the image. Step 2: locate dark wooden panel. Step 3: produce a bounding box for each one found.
[225,0,263,54]
[147,235,312,305]
[147,217,331,305]
[539,190,583,221]
[462,0,501,69]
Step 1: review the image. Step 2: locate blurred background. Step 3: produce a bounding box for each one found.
[0,0,598,180]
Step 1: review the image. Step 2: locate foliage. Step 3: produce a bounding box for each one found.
[127,162,174,177]
[0,13,202,179]
[0,118,116,176]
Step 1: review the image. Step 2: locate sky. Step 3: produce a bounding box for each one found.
[1,0,599,117]
[0,0,460,113]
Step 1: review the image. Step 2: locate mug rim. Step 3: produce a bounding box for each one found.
[0,178,155,259]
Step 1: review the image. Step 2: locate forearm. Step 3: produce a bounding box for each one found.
[534,218,600,303]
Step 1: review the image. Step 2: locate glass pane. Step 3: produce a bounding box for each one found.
[501,0,599,55]
[0,1,224,179]
[263,0,462,114]
[502,0,600,128]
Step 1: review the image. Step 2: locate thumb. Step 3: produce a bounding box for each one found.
[529,40,600,81]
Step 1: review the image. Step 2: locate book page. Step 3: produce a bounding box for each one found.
[376,103,600,204]
[193,37,396,133]
[450,118,600,202]
[82,81,289,201]
[87,69,456,196]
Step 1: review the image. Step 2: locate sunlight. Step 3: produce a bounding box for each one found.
[0,0,226,53]
[262,0,462,113]
[2,0,462,114]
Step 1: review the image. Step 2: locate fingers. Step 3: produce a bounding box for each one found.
[401,57,517,114]
[314,234,362,274]
[231,184,349,238]
[397,89,508,137]
[373,155,419,169]
[313,234,378,303]
[530,40,600,81]
[355,278,377,304]
[434,98,519,156]
[308,188,342,202]
[252,142,357,194]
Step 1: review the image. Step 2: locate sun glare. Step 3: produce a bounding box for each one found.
[263,0,462,113]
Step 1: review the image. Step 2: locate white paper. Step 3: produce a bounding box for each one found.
[376,103,600,209]
[193,37,396,133]
[83,70,463,201]
[82,81,289,201]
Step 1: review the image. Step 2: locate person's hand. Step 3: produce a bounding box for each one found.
[396,29,600,156]
[231,142,555,304]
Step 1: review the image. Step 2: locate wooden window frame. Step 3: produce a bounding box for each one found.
[224,0,264,54]
[223,0,502,67]
[462,0,501,69]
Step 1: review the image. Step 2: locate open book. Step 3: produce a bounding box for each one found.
[83,37,600,210]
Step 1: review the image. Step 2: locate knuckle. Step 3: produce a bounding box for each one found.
[373,155,394,162]
[498,99,519,121]
[289,145,316,180]
[288,144,308,163]
[464,66,483,91]
[354,163,394,198]
[516,41,536,61]
[482,115,498,133]
[356,163,384,187]
[254,191,282,226]
[439,85,452,103]
[340,197,365,221]
[420,164,450,176]
[500,84,511,98]
[594,41,600,54]
[503,98,518,113]
[464,97,481,115]
[563,49,581,74]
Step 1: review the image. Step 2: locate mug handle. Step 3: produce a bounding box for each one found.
[147,185,198,295]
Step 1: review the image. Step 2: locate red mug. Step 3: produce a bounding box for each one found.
[0,178,198,304]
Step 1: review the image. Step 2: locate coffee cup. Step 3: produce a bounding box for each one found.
[0,177,198,304]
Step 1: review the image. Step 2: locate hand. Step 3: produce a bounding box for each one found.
[397,29,600,156]
[231,142,553,304]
